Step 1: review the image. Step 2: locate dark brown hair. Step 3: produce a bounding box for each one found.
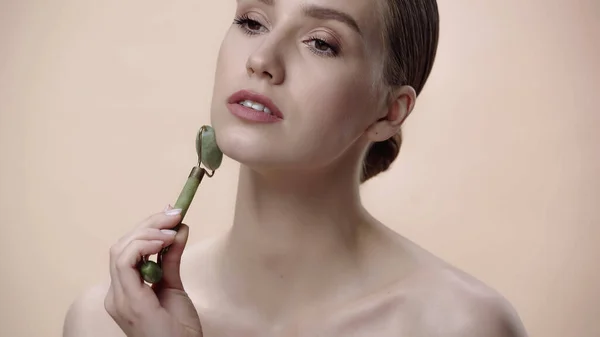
[361,0,439,183]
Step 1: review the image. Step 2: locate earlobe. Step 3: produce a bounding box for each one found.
[366,85,416,142]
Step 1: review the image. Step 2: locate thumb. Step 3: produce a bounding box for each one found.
[160,222,190,291]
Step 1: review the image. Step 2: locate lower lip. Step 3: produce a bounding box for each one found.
[227,103,283,123]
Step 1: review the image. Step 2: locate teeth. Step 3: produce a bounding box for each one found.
[239,100,272,114]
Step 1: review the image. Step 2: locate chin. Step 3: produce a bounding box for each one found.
[211,117,285,169]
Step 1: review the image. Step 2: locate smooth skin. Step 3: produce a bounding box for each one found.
[63,0,528,336]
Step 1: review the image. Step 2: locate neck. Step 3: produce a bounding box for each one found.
[217,159,375,321]
[230,163,366,256]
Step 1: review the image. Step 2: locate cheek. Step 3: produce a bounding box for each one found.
[282,71,376,167]
[299,69,376,140]
[215,37,243,84]
[214,31,260,91]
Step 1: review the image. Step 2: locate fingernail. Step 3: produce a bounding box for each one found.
[161,229,177,236]
[163,204,172,212]
[165,208,182,216]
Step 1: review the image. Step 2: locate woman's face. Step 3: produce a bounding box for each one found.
[210,0,391,171]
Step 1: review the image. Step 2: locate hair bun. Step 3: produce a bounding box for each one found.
[361,132,402,182]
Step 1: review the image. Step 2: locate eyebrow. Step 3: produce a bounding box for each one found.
[250,0,362,36]
[302,5,362,36]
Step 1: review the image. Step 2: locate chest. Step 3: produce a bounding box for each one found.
[194,297,422,337]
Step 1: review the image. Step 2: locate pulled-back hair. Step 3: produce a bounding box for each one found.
[361,0,439,182]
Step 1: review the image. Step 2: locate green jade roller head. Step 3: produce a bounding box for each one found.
[139,125,223,284]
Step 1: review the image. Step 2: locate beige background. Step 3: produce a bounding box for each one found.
[1,0,599,336]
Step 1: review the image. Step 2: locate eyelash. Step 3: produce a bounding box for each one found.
[233,14,340,57]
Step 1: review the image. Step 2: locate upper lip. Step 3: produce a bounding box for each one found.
[227,90,284,119]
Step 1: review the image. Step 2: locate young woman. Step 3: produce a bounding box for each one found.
[64,0,528,336]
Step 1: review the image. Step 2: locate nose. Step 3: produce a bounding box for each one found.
[246,40,285,85]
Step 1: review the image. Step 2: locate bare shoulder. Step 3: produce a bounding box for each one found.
[63,282,125,337]
[378,231,529,337]
[408,264,529,337]
[364,229,528,337]
[322,231,528,337]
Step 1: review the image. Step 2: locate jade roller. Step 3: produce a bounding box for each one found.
[138,125,223,284]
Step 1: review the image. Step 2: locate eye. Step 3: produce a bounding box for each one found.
[304,36,340,57]
[313,39,331,52]
[233,14,268,35]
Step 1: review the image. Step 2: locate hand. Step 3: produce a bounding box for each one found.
[104,205,203,337]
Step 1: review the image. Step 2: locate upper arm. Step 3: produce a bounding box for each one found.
[62,283,126,337]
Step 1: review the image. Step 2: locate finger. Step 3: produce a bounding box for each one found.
[134,207,183,231]
[128,227,179,245]
[110,227,169,293]
[109,243,123,298]
[159,223,190,291]
[112,207,182,254]
[104,283,117,318]
[133,206,180,261]
[116,239,166,294]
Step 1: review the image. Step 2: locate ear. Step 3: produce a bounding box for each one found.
[366,85,416,142]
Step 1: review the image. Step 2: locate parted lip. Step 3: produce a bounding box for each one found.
[227,90,284,119]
